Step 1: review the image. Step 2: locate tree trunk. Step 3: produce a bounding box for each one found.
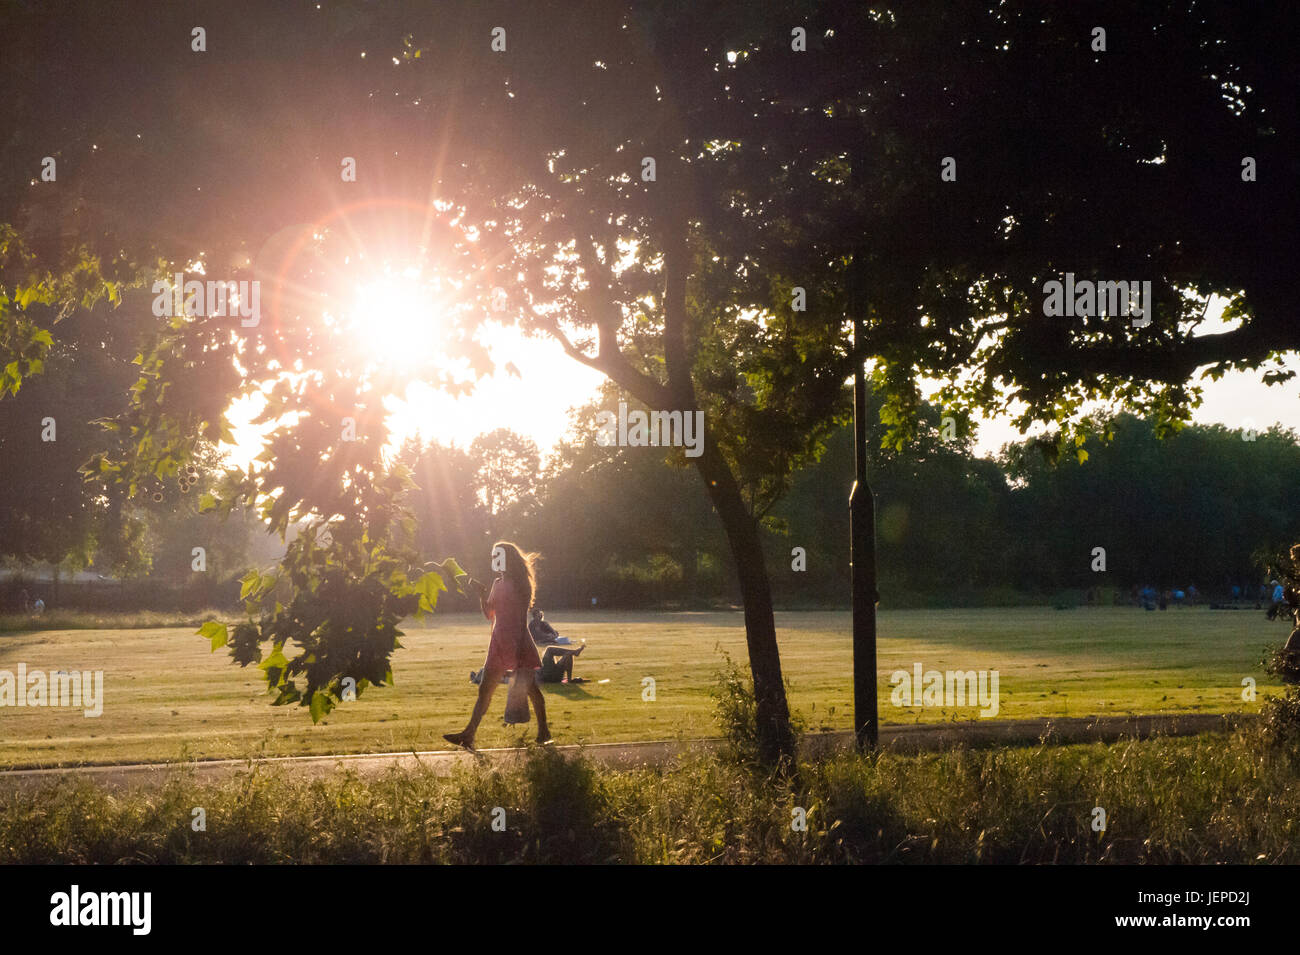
[661,211,794,764]
[693,441,795,764]
[576,199,796,764]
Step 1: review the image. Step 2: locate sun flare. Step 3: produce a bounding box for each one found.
[346,268,444,369]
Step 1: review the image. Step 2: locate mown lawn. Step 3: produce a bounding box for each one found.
[0,606,1282,767]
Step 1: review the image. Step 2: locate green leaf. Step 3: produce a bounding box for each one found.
[309,690,330,723]
[198,492,218,513]
[198,620,229,651]
[416,570,447,613]
[271,682,301,706]
[239,570,259,600]
[258,644,289,672]
[30,328,53,347]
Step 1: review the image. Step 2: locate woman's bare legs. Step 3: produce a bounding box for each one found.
[528,675,552,744]
[445,663,506,749]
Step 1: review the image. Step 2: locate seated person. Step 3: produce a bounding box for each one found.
[538,643,585,684]
[528,608,567,645]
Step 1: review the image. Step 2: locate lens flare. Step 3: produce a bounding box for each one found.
[347,268,443,370]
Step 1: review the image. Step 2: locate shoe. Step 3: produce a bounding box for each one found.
[469,670,480,685]
[536,732,553,745]
[443,732,476,751]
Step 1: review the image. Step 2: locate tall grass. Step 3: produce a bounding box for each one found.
[3,661,1295,864]
[1,724,1296,864]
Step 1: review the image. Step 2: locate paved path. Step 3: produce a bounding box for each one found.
[0,712,1246,791]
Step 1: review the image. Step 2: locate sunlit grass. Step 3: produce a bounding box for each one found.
[0,607,1281,768]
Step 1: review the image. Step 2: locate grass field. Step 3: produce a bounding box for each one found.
[0,606,1284,768]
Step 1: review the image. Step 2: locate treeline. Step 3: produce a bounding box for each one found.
[770,411,1300,607]
[6,361,1298,612]
[399,398,1300,610]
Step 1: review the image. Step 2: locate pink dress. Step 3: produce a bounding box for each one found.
[483,576,543,674]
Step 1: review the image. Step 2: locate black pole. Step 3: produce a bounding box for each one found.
[850,312,878,751]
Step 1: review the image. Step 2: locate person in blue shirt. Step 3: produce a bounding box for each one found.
[1270,580,1287,619]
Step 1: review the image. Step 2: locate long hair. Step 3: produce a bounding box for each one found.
[494,541,538,609]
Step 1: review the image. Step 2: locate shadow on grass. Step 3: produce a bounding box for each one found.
[541,682,602,701]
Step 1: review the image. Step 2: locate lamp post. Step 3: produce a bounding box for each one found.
[850,311,879,750]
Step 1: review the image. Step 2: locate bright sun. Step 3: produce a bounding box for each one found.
[346,267,444,370]
[223,258,609,468]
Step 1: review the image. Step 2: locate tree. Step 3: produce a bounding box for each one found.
[141,443,261,593]
[469,428,541,532]
[0,280,153,578]
[1001,414,1300,592]
[396,437,491,575]
[771,391,1010,602]
[525,386,727,607]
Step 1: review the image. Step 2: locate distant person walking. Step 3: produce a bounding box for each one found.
[444,542,551,751]
[1270,579,1287,618]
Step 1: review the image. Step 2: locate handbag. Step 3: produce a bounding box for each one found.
[502,605,533,725]
[503,668,532,724]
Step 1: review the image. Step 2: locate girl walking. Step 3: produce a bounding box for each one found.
[444,541,552,750]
